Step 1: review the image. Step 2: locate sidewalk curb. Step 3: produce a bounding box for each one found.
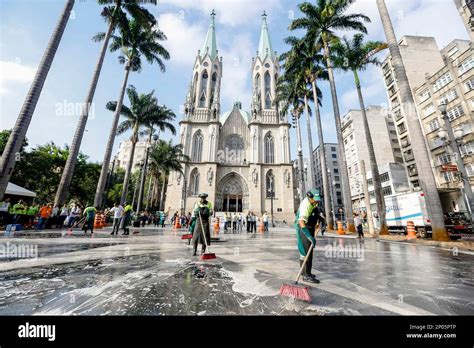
[375,237,474,252]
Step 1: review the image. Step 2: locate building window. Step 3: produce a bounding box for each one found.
[380,172,390,183]
[447,46,459,57]
[465,78,474,92]
[264,71,272,109]
[433,72,453,91]
[466,163,474,177]
[382,186,393,196]
[442,171,455,183]
[335,184,341,189]
[418,90,431,103]
[264,132,274,164]
[446,104,465,121]
[438,89,458,105]
[191,130,203,162]
[460,141,473,156]
[199,70,208,107]
[397,122,407,134]
[333,161,338,166]
[458,56,474,76]
[334,176,340,181]
[266,170,275,198]
[334,169,339,174]
[332,154,337,159]
[423,104,436,117]
[331,146,336,152]
[431,137,444,149]
[427,118,441,133]
[437,153,451,165]
[190,168,200,196]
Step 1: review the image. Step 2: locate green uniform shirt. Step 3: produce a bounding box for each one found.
[27,206,39,216]
[124,205,132,213]
[83,206,97,218]
[295,197,316,225]
[193,201,213,216]
[12,203,26,214]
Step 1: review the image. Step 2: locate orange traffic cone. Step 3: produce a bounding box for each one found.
[406,220,417,240]
[174,216,181,229]
[337,221,345,235]
[214,217,220,236]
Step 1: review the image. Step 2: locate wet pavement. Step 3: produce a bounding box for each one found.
[0,226,472,315]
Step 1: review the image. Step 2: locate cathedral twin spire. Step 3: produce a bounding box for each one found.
[185,10,278,122]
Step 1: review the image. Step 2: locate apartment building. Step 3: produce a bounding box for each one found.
[115,140,149,171]
[413,39,474,210]
[381,36,446,189]
[313,143,344,211]
[341,106,404,207]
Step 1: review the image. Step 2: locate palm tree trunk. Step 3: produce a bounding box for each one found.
[295,111,306,200]
[0,0,75,201]
[159,176,167,211]
[303,94,316,190]
[354,69,387,236]
[136,133,152,213]
[376,0,448,241]
[55,17,114,206]
[311,79,333,230]
[360,160,375,234]
[145,175,153,211]
[323,41,355,232]
[94,65,131,207]
[121,124,139,204]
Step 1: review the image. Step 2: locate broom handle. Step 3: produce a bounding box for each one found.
[72,216,86,228]
[198,210,211,251]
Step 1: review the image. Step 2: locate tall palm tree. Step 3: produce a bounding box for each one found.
[289,0,370,232]
[0,0,75,201]
[135,105,176,212]
[54,0,157,207]
[92,19,170,207]
[376,0,448,241]
[332,33,388,236]
[148,140,188,210]
[276,74,313,200]
[281,36,334,230]
[110,86,173,204]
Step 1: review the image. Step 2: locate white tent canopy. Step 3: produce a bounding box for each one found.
[5,182,37,198]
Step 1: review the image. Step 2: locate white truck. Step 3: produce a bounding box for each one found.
[384,191,431,237]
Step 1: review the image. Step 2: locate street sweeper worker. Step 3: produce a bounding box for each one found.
[192,193,213,256]
[294,188,321,284]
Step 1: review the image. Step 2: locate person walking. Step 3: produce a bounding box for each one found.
[191,193,213,256]
[82,205,97,235]
[121,203,133,235]
[36,203,52,230]
[110,202,124,235]
[67,204,81,228]
[232,213,237,233]
[355,213,364,239]
[250,212,257,233]
[58,205,69,227]
[294,189,321,284]
[246,211,251,233]
[262,211,269,232]
[237,212,242,233]
[12,199,26,224]
[0,198,11,227]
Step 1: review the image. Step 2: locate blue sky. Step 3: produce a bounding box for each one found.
[0,0,469,163]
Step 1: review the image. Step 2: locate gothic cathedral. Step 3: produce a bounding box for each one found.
[165,11,295,220]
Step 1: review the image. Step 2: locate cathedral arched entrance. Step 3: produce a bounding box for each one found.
[215,172,249,212]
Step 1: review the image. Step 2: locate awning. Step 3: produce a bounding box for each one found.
[5,182,37,198]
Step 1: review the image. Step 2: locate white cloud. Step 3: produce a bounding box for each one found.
[0,60,36,95]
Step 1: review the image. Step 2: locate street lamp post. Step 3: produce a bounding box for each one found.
[438,102,473,223]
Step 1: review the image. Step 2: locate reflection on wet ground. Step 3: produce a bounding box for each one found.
[0,228,472,316]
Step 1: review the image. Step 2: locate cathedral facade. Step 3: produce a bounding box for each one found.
[165,12,295,221]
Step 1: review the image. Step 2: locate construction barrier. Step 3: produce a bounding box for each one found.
[406,220,417,240]
[337,221,345,235]
[214,217,220,235]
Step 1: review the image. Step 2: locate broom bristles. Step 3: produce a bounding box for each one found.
[279,283,311,302]
[181,234,193,240]
[201,253,216,260]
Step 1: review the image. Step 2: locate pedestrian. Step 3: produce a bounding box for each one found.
[232,213,237,233]
[237,212,242,233]
[192,193,213,256]
[36,203,52,230]
[223,213,228,233]
[67,204,81,228]
[0,198,11,227]
[251,212,257,233]
[160,211,166,228]
[355,213,364,239]
[58,205,69,227]
[82,205,97,235]
[11,199,26,225]
[246,211,251,233]
[121,203,133,235]
[110,202,124,235]
[294,189,321,284]
[262,211,269,232]
[26,203,39,229]
[47,204,59,229]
